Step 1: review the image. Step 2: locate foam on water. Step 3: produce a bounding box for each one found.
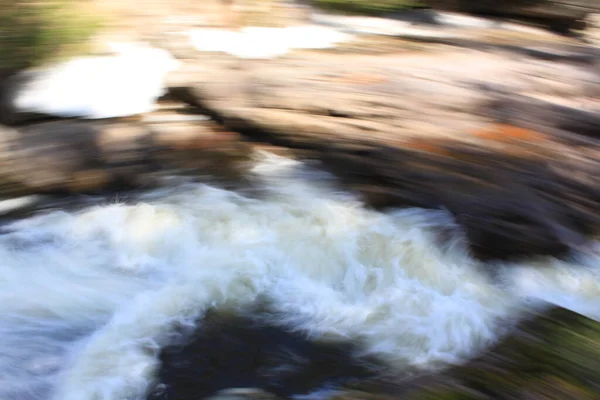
[0,151,599,400]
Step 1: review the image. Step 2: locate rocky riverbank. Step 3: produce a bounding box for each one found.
[332,305,600,400]
[166,41,600,261]
[2,3,600,400]
[5,14,600,260]
[170,305,600,400]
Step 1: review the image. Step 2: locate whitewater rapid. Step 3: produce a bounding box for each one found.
[1,151,600,400]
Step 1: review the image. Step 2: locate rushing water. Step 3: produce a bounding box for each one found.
[1,151,600,400]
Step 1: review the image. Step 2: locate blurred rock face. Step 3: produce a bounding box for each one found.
[1,3,600,400]
[369,307,600,400]
[1,3,600,261]
[165,41,600,261]
[147,306,600,400]
[421,0,596,32]
[0,118,249,198]
[147,306,382,400]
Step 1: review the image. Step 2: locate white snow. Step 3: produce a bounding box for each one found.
[14,43,180,120]
[189,25,350,59]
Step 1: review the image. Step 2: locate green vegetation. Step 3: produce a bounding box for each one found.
[310,0,425,15]
[0,1,103,74]
[405,308,600,400]
[331,308,600,400]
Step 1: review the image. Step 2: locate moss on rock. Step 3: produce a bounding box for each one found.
[402,307,600,400]
[310,0,424,15]
[0,1,103,75]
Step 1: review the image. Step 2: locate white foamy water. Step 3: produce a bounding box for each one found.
[0,151,599,400]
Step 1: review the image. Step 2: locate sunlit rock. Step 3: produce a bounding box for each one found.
[168,45,600,261]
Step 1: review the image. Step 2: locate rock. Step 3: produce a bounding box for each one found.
[0,118,250,198]
[147,305,600,400]
[168,47,600,260]
[584,13,600,45]
[340,306,600,400]
[310,10,557,38]
[422,0,598,33]
[0,70,58,126]
[147,306,381,400]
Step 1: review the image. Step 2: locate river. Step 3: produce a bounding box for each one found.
[1,150,600,400]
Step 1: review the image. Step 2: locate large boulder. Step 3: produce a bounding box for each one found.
[584,13,600,45]
[147,306,600,400]
[339,306,600,400]
[168,45,600,260]
[147,306,381,400]
[0,117,249,198]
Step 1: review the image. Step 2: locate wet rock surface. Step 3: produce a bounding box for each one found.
[147,306,383,400]
[148,306,600,400]
[421,0,599,33]
[337,306,600,400]
[0,106,250,198]
[1,8,600,262]
[1,6,600,400]
[166,41,600,260]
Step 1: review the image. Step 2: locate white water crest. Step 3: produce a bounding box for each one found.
[0,151,599,400]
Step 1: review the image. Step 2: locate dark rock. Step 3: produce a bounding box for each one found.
[147,306,383,400]
[205,388,284,400]
[0,71,52,126]
[337,306,600,400]
[148,306,600,400]
[0,118,250,197]
[585,13,600,45]
[423,0,599,32]
[168,49,600,261]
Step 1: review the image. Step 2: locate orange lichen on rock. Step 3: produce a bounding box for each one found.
[474,123,547,143]
[401,138,450,155]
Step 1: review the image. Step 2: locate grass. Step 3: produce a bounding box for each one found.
[0,1,104,74]
[0,0,426,75]
[310,0,425,15]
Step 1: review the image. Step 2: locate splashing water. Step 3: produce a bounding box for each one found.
[0,151,599,400]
